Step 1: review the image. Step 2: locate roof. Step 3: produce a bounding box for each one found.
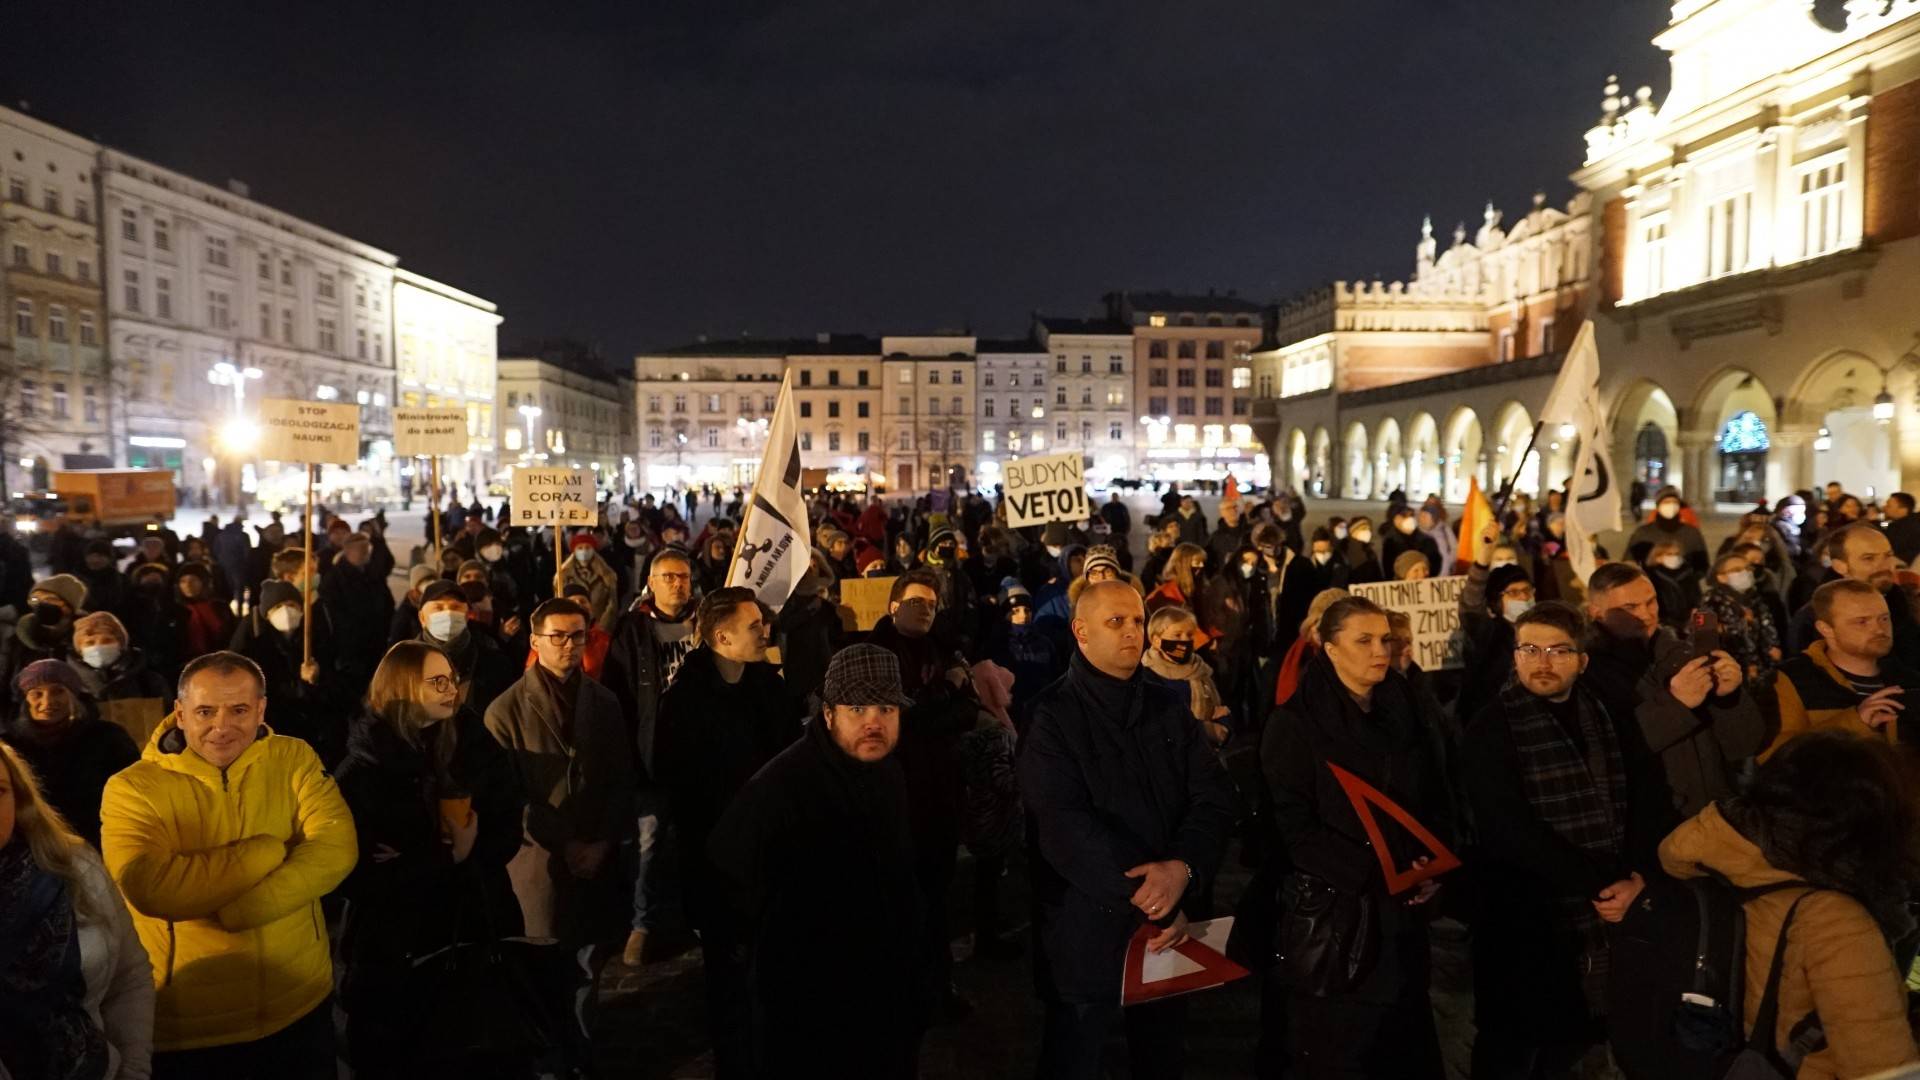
[1108,290,1268,318]
[976,335,1045,354]
[1034,315,1131,336]
[639,334,882,358]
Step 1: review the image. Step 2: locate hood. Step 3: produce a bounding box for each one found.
[1056,543,1087,581]
[13,613,71,652]
[1659,803,1798,889]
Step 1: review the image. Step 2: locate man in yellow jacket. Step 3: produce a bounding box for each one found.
[99,650,357,1076]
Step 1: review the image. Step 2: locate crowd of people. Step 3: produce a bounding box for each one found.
[2,475,1920,1079]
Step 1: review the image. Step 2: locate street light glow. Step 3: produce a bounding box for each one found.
[219,417,260,454]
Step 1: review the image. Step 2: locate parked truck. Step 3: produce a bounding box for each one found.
[12,469,177,536]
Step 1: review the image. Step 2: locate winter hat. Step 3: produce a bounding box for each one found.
[259,580,302,613]
[131,562,172,585]
[175,560,213,584]
[1485,565,1531,612]
[1040,521,1072,547]
[72,611,129,645]
[854,541,886,573]
[927,524,957,549]
[475,528,503,548]
[1393,551,1428,579]
[570,533,600,552]
[420,580,466,606]
[14,659,84,698]
[1083,545,1122,579]
[457,559,486,579]
[84,539,115,559]
[970,660,1014,728]
[1655,485,1684,506]
[408,564,439,591]
[1003,581,1034,609]
[31,574,87,613]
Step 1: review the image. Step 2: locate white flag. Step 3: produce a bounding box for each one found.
[1537,321,1621,583]
[726,371,811,612]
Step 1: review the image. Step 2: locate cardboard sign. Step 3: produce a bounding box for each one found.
[1121,917,1248,1006]
[511,467,596,526]
[839,575,897,632]
[257,399,360,465]
[393,407,469,456]
[1327,762,1461,895]
[1002,451,1088,529]
[1349,574,1468,671]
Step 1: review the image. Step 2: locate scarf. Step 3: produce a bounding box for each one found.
[183,599,228,657]
[0,841,108,1080]
[1142,649,1219,724]
[1498,679,1626,1015]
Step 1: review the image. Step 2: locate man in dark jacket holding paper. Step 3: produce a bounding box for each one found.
[1018,579,1236,1079]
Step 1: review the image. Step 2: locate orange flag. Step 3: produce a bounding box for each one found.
[1453,476,1496,572]
[1224,473,1240,502]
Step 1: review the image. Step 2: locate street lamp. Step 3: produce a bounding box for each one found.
[518,405,542,460]
[206,362,263,508]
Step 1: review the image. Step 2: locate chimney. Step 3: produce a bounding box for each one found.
[227,179,250,198]
[816,332,831,345]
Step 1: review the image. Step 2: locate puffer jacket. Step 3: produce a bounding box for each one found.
[1660,804,1919,1080]
[1763,641,1920,761]
[98,715,358,1052]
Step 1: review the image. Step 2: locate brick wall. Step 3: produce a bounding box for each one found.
[1339,344,1490,391]
[1601,198,1626,305]
[1867,78,1920,244]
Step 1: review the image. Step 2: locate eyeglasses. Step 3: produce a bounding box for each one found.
[1514,644,1581,662]
[538,631,589,646]
[423,674,456,693]
[897,597,935,611]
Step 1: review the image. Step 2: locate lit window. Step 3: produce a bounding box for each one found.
[982,430,996,452]
[1799,160,1846,259]
[1232,367,1252,389]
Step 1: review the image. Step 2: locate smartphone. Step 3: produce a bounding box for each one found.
[1688,609,1723,661]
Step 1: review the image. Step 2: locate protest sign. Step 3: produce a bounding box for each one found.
[1002,451,1088,529]
[839,575,897,632]
[393,407,470,456]
[511,466,596,526]
[1121,917,1248,1006]
[257,399,360,464]
[1349,574,1467,671]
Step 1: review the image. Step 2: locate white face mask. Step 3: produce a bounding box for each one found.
[1657,554,1685,571]
[1657,503,1680,520]
[1333,525,1349,541]
[574,547,594,563]
[81,644,122,669]
[1395,518,1416,534]
[1490,557,1517,570]
[268,606,303,633]
[1351,528,1373,544]
[1045,545,1064,559]
[427,610,468,640]
[1725,569,1755,593]
[1311,551,1332,566]
[480,545,504,562]
[1502,598,1534,623]
[1239,562,1257,579]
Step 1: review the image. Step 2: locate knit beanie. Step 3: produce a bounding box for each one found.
[72,611,129,645]
[31,574,87,612]
[15,659,85,698]
[1393,551,1429,579]
[1083,545,1122,579]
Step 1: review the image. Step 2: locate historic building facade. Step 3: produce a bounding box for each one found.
[1030,318,1136,485]
[393,269,501,495]
[1111,291,1265,485]
[497,354,631,482]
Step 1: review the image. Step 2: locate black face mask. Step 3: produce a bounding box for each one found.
[31,603,65,624]
[1160,640,1194,663]
[934,544,957,561]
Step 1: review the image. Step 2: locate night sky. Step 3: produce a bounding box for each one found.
[3,1,1677,361]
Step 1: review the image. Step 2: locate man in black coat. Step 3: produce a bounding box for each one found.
[1018,579,1236,1079]
[1381,505,1443,578]
[414,580,516,716]
[319,532,395,687]
[706,644,925,1078]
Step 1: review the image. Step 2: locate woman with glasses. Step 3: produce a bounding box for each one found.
[334,640,527,1077]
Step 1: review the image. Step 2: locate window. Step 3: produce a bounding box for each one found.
[950,369,963,385]
[897,367,911,384]
[799,369,812,387]
[1149,368,1167,387]
[672,393,687,413]
[1080,357,1092,374]
[504,427,523,451]
[153,277,173,320]
[354,283,366,308]
[899,430,912,450]
[317,316,337,352]
[828,369,840,386]
[317,274,336,300]
[259,253,272,280]
[1081,421,1092,443]
[1177,341,1196,359]
[120,208,138,242]
[1148,313,1167,327]
[75,258,91,283]
[356,328,368,359]
[828,401,840,418]
[899,396,911,413]
[47,305,66,342]
[984,398,996,418]
[77,312,96,346]
[1052,421,1065,441]
[1537,316,1556,353]
[12,299,32,336]
[73,198,89,224]
[83,384,98,421]
[646,395,661,414]
[800,401,813,418]
[260,302,272,338]
[1010,372,1020,387]
[44,252,60,277]
[1204,369,1223,388]
[928,398,941,416]
[1176,369,1195,388]
[153,220,171,253]
[828,432,840,451]
[1107,388,1125,406]
[1109,357,1125,374]
[8,243,25,268]
[1233,398,1249,415]
[927,430,942,451]
[1204,397,1223,416]
[51,382,68,418]
[1056,357,1067,373]
[705,393,721,412]
[857,370,869,387]
[983,430,997,452]
[1205,341,1224,359]
[1232,367,1252,389]
[1055,386,1067,405]
[647,429,662,449]
[858,432,870,451]
[41,187,59,214]
[1109,422,1123,441]
[1149,341,1167,359]
[1148,395,1167,414]
[280,260,292,286]
[706,427,720,448]
[122,270,141,313]
[1800,160,1846,259]
[857,401,869,418]
[1080,387,1093,405]
[1498,327,1516,361]
[281,308,294,342]
[1705,191,1751,278]
[799,432,812,451]
[207,289,229,330]
[6,176,25,203]
[1176,395,1195,414]
[19,380,35,415]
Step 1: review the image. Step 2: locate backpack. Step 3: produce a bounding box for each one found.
[1607,874,1821,1080]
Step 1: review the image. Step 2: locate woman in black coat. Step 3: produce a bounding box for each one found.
[1263,595,1453,1080]
[335,640,528,1079]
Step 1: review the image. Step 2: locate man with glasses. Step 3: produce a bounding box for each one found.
[484,596,636,1031]
[1460,601,1673,1079]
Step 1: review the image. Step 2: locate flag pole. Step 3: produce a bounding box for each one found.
[1492,420,1546,519]
[302,464,314,668]
[428,455,443,567]
[553,524,565,597]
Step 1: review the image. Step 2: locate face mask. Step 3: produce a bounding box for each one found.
[1312,551,1332,566]
[1045,545,1064,559]
[1657,555,1685,571]
[480,544,504,562]
[1277,508,1293,522]
[81,644,122,669]
[623,536,644,549]
[1725,570,1755,593]
[573,548,594,563]
[1239,562,1257,579]
[1490,557,1517,570]
[427,610,468,639]
[31,603,66,624]
[1395,518,1415,534]
[934,544,956,562]
[1333,525,1349,541]
[1657,503,1679,520]
[1159,640,1194,662]
[1502,598,1534,623]
[268,606,303,633]
[1351,528,1373,544]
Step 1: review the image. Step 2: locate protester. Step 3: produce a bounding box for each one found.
[484,598,636,962]
[1173,494,1210,545]
[706,643,926,1076]
[234,580,334,755]
[1392,550,1430,582]
[1786,525,1920,665]
[1457,520,1537,728]
[1141,605,1229,747]
[69,611,172,749]
[116,562,187,683]
[1019,579,1235,1078]
[1382,505,1441,578]
[1459,602,1673,1078]
[1583,563,1764,817]
[5,574,87,711]
[100,651,357,1076]
[77,541,126,621]
[1626,486,1709,573]
[961,659,1022,960]
[1642,539,1701,628]
[318,531,395,687]
[4,659,138,849]
[1882,491,1920,564]
[562,533,619,632]
[1339,516,1384,584]
[173,562,235,661]
[0,738,153,1080]
[1146,542,1209,614]
[985,582,1067,734]
[1207,497,1251,568]
[334,640,528,1078]
[1764,578,1920,759]
[1698,552,1782,685]
[413,579,517,716]
[1659,731,1920,1080]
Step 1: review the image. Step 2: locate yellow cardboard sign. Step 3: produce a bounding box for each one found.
[839,575,898,632]
[393,407,469,456]
[258,399,361,465]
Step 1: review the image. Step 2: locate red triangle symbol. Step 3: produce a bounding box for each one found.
[1326,761,1460,895]
[1120,920,1250,1006]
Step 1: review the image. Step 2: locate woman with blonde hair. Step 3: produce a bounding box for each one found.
[0,738,152,1079]
[1147,541,1210,613]
[333,640,527,1076]
[1273,587,1351,708]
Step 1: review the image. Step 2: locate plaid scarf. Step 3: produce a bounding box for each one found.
[1499,678,1627,1015]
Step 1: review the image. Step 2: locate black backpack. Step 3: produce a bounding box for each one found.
[1607,874,1821,1080]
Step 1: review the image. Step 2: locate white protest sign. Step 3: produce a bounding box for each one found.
[1002,451,1088,529]
[511,467,596,525]
[393,407,470,457]
[257,399,361,464]
[1349,574,1468,672]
